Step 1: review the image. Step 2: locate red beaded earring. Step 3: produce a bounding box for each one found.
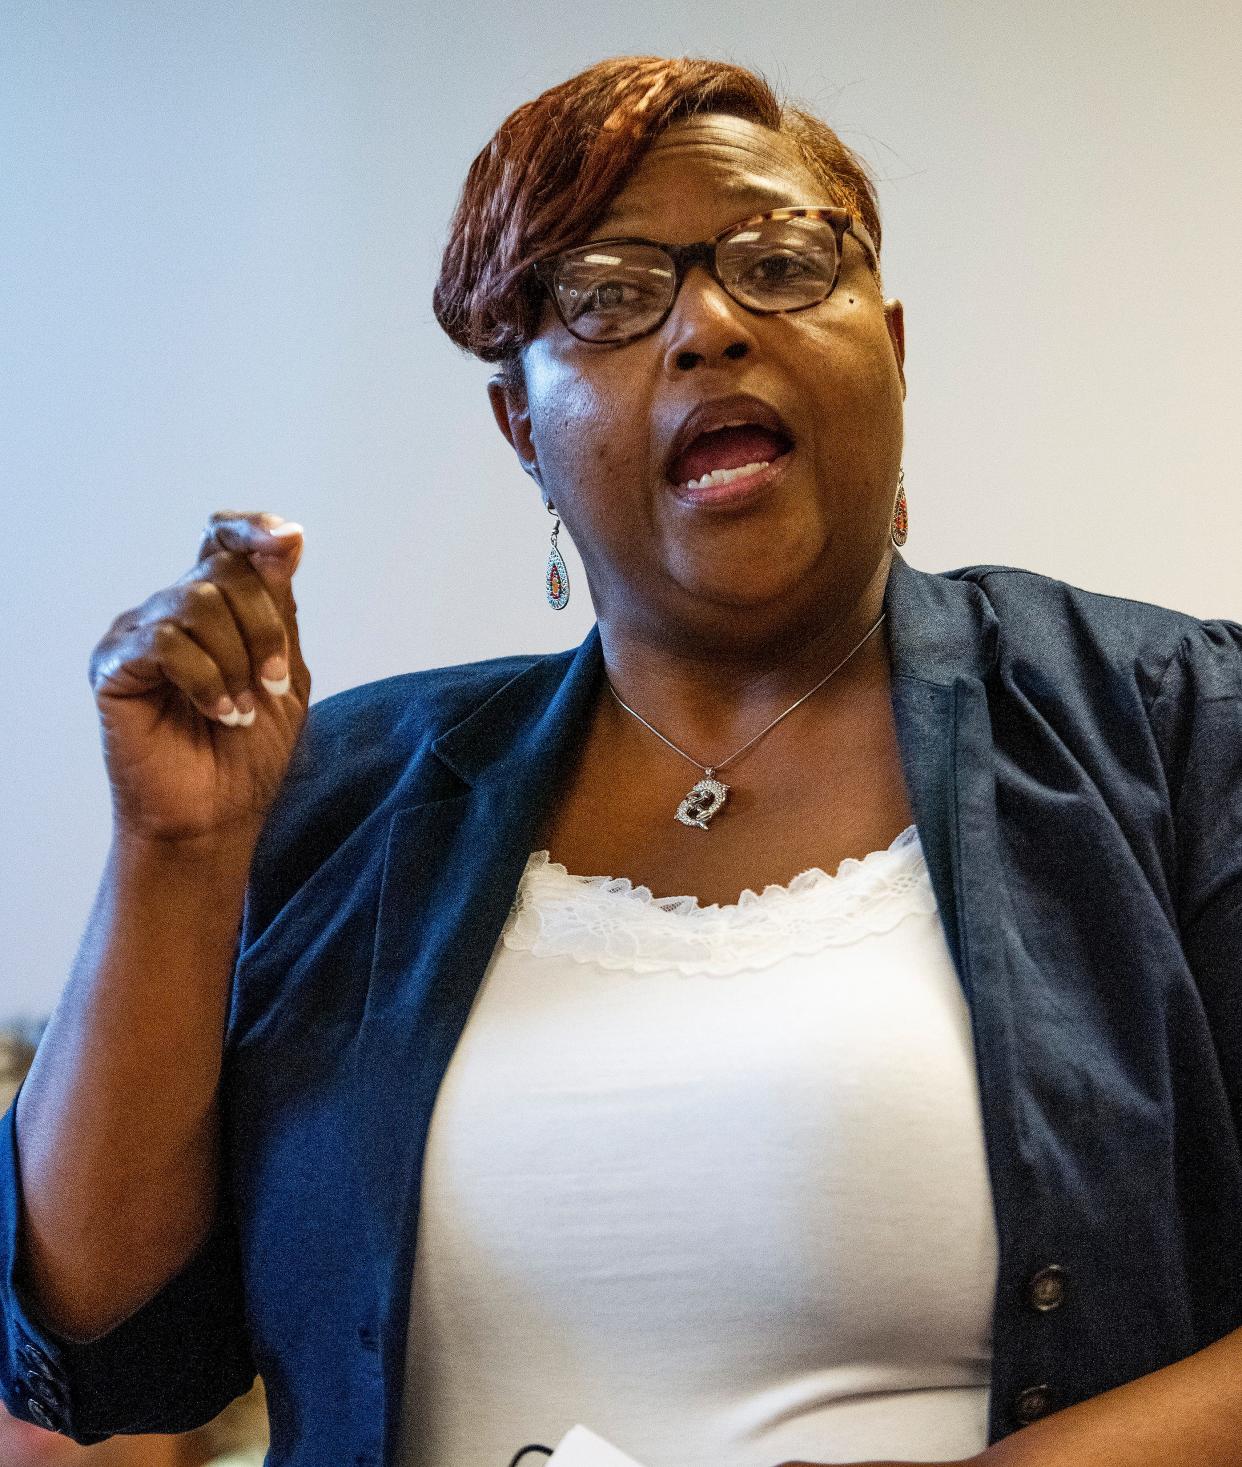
[891,467,908,548]
[545,501,570,609]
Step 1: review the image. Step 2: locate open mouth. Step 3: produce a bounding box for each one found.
[667,423,794,493]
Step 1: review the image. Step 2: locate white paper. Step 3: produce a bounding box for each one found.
[546,1423,649,1467]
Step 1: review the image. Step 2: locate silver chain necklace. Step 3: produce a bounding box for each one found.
[606,612,887,830]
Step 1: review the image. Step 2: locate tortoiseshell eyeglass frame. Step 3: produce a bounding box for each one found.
[530,205,879,347]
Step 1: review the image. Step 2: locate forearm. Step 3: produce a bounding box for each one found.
[13,830,255,1341]
[985,1324,1242,1467]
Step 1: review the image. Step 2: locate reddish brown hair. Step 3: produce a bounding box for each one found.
[433,56,882,395]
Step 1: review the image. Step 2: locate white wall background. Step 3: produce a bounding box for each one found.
[3,1,1239,1016]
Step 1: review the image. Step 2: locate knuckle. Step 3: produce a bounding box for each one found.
[89,626,116,669]
[204,550,254,590]
[186,577,224,606]
[178,581,235,634]
[104,606,137,637]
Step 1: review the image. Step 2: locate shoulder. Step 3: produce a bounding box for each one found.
[243,648,569,926]
[286,644,571,805]
[294,650,554,765]
[940,561,1242,703]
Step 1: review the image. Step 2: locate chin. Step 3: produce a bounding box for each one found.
[670,533,828,607]
[673,570,821,631]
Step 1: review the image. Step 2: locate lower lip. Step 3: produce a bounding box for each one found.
[669,450,792,510]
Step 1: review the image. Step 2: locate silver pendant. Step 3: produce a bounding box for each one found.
[675,772,730,830]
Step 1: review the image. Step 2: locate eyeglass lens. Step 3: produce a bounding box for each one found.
[552,216,840,343]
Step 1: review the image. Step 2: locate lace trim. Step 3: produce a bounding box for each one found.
[501,824,940,975]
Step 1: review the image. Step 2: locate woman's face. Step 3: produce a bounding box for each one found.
[489,112,906,651]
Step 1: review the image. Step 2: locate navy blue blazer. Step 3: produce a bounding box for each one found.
[3,551,1241,1466]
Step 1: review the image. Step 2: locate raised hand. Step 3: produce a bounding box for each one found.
[88,510,310,850]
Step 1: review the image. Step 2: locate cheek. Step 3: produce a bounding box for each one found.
[800,309,902,427]
[549,400,638,482]
[530,349,653,480]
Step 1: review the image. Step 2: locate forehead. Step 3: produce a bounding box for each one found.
[595,114,824,237]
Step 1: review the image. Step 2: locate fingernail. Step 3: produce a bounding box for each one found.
[260,656,290,695]
[268,521,303,538]
[236,705,257,727]
[235,690,256,715]
[215,697,241,726]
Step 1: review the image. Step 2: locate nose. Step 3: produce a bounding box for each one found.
[659,263,756,374]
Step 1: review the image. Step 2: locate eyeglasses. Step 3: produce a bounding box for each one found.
[530,206,878,347]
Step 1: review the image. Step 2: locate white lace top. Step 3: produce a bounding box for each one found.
[398,824,999,1467]
[504,826,941,976]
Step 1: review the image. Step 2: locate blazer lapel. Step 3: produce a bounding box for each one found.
[882,551,1000,1003]
[350,626,607,1364]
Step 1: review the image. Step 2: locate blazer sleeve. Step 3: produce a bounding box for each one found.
[0,1085,256,1445]
[0,675,421,1444]
[1149,616,1242,1137]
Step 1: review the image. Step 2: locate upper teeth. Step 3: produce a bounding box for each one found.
[682,461,770,490]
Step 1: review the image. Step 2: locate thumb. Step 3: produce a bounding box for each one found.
[201,510,304,590]
[246,513,305,585]
[199,511,304,575]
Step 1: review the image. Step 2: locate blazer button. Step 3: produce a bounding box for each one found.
[26,1396,58,1431]
[1027,1264,1068,1311]
[1012,1384,1054,1425]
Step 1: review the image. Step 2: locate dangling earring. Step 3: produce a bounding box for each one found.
[545,500,570,609]
[891,467,908,548]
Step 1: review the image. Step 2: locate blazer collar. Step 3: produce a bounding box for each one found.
[430,552,998,791]
[882,550,999,686]
[429,621,605,795]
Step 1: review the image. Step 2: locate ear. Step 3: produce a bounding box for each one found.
[884,299,906,399]
[487,374,542,487]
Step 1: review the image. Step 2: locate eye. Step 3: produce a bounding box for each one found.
[584,281,631,308]
[747,251,812,284]
[569,278,659,318]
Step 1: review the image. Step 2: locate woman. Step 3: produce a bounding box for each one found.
[2,53,1240,1467]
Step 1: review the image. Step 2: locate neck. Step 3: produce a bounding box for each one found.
[596,555,893,758]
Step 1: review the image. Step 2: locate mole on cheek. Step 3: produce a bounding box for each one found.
[591,439,620,472]
[589,422,629,471]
